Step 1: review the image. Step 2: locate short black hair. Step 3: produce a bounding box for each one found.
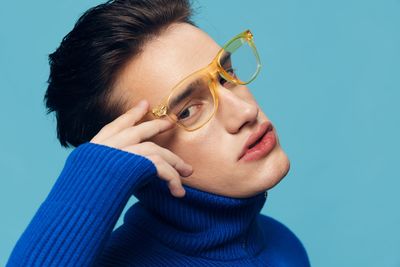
[44,0,196,148]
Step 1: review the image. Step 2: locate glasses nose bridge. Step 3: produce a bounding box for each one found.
[205,58,222,78]
[203,62,221,93]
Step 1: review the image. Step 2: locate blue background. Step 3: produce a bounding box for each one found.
[1,1,399,266]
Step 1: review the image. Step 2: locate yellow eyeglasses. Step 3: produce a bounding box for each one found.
[150,29,262,131]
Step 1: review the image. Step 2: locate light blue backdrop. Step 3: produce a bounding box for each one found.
[1,1,399,266]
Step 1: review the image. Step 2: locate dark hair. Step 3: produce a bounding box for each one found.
[44,0,196,148]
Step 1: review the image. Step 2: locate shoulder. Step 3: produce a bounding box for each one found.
[258,214,311,267]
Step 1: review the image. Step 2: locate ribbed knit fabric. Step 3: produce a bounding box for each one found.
[7,142,310,267]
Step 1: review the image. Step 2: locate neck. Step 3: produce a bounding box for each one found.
[126,179,268,260]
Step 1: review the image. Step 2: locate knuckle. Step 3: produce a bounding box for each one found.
[120,112,134,123]
[127,145,142,155]
[146,154,156,164]
[173,177,182,186]
[168,178,178,188]
[159,169,172,182]
[178,158,186,168]
[154,154,163,162]
[151,154,163,164]
[99,124,111,133]
[166,167,179,181]
[120,112,132,119]
[142,141,156,149]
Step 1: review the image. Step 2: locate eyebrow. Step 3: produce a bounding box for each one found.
[220,51,231,66]
[169,79,202,107]
[168,51,232,108]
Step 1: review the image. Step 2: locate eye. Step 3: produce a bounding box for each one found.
[226,67,237,78]
[218,75,227,85]
[177,104,202,121]
[219,68,237,88]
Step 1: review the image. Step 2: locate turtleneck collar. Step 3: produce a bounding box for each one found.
[124,178,269,261]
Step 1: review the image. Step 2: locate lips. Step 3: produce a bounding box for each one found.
[238,121,273,160]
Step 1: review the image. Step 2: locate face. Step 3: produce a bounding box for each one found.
[113,23,290,198]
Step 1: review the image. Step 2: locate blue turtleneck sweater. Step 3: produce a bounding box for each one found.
[7,142,310,266]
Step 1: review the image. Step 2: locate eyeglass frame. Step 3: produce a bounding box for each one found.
[148,29,262,132]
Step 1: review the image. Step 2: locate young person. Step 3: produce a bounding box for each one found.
[7,0,310,266]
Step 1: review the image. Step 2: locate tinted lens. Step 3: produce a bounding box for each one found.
[220,37,261,84]
[167,74,215,130]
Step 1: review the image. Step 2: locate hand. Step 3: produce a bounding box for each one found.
[90,99,192,198]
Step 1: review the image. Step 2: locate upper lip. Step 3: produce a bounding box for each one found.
[238,121,273,160]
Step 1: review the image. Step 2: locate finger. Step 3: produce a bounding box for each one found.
[93,100,149,143]
[102,118,175,148]
[124,142,193,177]
[144,154,186,197]
[168,177,186,197]
[157,160,186,198]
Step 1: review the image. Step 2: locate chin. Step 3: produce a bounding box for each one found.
[248,148,291,196]
[186,149,291,199]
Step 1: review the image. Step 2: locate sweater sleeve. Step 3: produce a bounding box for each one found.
[6,142,158,267]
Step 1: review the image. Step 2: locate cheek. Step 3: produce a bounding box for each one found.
[168,129,226,169]
[172,139,214,165]
[147,128,202,164]
[178,141,231,188]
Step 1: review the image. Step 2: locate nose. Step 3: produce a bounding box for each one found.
[215,85,259,134]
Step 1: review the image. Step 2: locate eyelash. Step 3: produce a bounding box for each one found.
[177,103,202,121]
[219,68,236,87]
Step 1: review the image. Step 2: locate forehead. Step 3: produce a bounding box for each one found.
[114,23,221,113]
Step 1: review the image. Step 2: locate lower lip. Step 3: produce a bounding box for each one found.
[239,126,277,162]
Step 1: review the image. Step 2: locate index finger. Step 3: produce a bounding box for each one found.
[121,118,175,145]
[97,100,150,141]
